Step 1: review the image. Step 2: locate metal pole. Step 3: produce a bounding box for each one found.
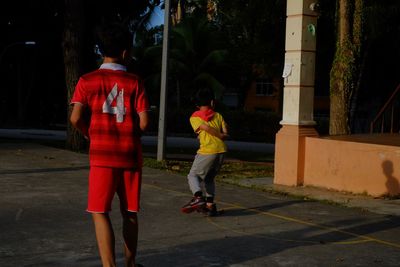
[157,0,170,161]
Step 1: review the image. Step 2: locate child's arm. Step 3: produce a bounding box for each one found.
[198,124,229,140]
[70,103,89,139]
[222,122,229,136]
[138,111,149,133]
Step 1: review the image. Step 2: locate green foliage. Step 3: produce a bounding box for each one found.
[169,15,229,103]
[217,0,286,77]
[136,13,230,108]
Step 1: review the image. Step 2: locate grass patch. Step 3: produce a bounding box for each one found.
[218,161,274,180]
[227,150,274,162]
[143,158,192,175]
[143,157,274,181]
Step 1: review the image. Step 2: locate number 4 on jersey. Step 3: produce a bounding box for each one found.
[102,83,126,123]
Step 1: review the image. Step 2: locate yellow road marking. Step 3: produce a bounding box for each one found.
[144,183,400,249]
[205,216,373,245]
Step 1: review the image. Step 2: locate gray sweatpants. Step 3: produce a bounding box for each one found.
[187,153,225,197]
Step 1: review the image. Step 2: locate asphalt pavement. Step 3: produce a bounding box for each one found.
[1,141,400,267]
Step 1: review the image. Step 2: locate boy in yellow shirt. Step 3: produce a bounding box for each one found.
[181,87,228,216]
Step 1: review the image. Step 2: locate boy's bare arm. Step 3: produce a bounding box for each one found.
[70,104,89,138]
[222,123,229,135]
[138,111,149,132]
[222,124,229,140]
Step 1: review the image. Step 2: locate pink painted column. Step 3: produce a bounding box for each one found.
[274,0,319,186]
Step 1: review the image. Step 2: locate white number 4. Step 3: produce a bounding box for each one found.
[102,83,126,123]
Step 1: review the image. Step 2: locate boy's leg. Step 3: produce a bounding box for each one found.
[88,167,120,267]
[187,154,221,194]
[182,154,218,213]
[121,209,138,267]
[203,154,225,216]
[204,153,224,198]
[117,169,141,266]
[92,213,116,267]
[187,154,205,194]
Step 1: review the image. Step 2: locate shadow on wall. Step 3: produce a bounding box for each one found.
[382,160,400,196]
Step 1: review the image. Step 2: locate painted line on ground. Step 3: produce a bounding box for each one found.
[143,183,400,249]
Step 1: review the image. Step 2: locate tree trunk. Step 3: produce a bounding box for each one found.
[350,41,369,132]
[349,0,364,131]
[329,0,363,135]
[63,0,86,151]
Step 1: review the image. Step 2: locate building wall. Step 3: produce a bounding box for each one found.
[243,79,281,113]
[303,137,400,196]
[243,79,330,116]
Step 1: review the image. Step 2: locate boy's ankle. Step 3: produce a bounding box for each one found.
[194,191,203,198]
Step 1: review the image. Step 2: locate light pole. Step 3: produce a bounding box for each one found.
[157,0,171,161]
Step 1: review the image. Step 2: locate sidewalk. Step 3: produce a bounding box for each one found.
[1,141,400,266]
[228,176,400,217]
[0,128,275,153]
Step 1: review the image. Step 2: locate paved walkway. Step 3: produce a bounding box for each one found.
[0,128,275,153]
[1,141,400,266]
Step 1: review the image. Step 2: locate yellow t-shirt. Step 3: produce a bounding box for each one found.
[190,112,227,154]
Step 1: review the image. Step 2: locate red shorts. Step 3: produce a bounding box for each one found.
[87,166,142,213]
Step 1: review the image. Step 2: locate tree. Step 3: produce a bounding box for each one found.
[329,0,363,135]
[63,0,86,151]
[168,16,228,107]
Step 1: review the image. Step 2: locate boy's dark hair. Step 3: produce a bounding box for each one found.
[194,87,215,106]
[95,22,132,58]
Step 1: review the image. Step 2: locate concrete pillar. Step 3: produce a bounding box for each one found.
[274,0,319,186]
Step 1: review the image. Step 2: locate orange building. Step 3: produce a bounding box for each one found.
[243,76,329,116]
[243,77,282,113]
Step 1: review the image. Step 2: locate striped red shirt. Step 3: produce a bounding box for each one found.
[71,63,149,168]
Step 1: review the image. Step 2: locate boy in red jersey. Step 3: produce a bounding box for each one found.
[70,23,149,267]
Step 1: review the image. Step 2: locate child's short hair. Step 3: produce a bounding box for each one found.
[194,87,215,106]
[95,22,132,58]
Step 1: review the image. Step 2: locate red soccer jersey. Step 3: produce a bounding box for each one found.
[71,63,149,168]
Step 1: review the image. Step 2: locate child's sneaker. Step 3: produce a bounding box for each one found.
[205,203,219,217]
[181,196,206,213]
